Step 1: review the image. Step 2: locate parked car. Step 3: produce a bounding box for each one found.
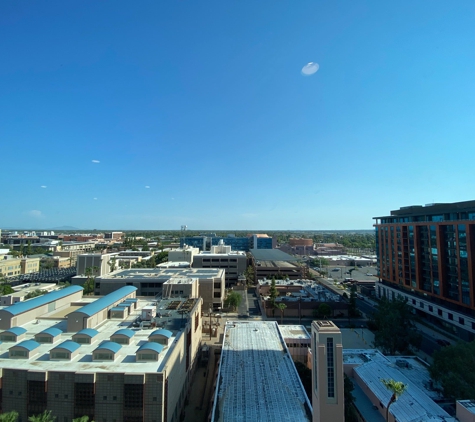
[366,273,373,276]
[332,268,340,272]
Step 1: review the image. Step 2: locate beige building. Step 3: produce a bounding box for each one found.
[94,268,225,311]
[0,291,203,422]
[76,252,120,276]
[21,256,40,273]
[0,256,22,277]
[168,246,199,264]
[311,320,344,422]
[192,241,247,287]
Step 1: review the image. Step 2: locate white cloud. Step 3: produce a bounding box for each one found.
[145,186,150,189]
[41,185,47,188]
[27,210,44,218]
[92,160,100,163]
[93,198,98,200]
[301,62,319,76]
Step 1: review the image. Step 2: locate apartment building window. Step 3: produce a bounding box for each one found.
[459,317,465,325]
[438,309,443,316]
[448,313,453,321]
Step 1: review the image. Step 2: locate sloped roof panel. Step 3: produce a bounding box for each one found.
[137,342,164,354]
[53,340,80,353]
[74,286,137,317]
[12,340,40,352]
[150,329,172,338]
[94,341,121,354]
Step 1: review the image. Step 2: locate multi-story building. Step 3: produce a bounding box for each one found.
[93,268,225,311]
[180,233,275,252]
[374,200,475,340]
[76,252,120,277]
[250,249,306,281]
[0,256,40,278]
[168,246,199,264]
[0,286,203,422]
[104,231,124,241]
[192,241,247,287]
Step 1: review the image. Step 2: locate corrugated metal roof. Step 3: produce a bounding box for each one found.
[150,329,172,338]
[74,328,99,338]
[137,342,164,354]
[2,286,83,316]
[110,307,126,312]
[38,327,62,337]
[74,286,137,317]
[3,327,27,336]
[112,329,135,338]
[11,340,40,352]
[53,340,80,353]
[94,341,121,354]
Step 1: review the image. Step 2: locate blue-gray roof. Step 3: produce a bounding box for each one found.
[95,341,121,354]
[137,342,164,354]
[38,327,62,337]
[117,303,130,307]
[53,340,80,353]
[124,298,138,302]
[112,329,135,338]
[74,328,99,338]
[74,286,137,317]
[110,307,126,312]
[1,285,83,316]
[3,327,27,336]
[150,329,173,338]
[12,340,40,352]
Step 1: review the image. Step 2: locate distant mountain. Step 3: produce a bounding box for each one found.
[49,225,80,230]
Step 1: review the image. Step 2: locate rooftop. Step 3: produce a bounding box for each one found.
[250,248,299,262]
[98,268,224,281]
[0,296,199,374]
[278,325,310,340]
[211,321,312,422]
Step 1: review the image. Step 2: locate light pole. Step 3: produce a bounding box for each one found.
[209,308,212,340]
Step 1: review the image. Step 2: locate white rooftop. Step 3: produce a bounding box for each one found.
[0,298,185,374]
[278,325,310,340]
[458,400,475,414]
[212,321,312,422]
[355,359,454,421]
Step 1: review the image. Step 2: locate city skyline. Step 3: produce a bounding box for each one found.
[2,1,475,230]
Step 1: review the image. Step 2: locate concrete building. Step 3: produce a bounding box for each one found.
[0,256,41,278]
[192,241,247,287]
[0,283,57,306]
[180,233,275,252]
[311,320,344,422]
[168,246,199,265]
[104,231,124,240]
[250,249,306,281]
[0,291,203,422]
[76,252,120,277]
[374,200,475,341]
[211,320,312,421]
[94,268,225,311]
[279,325,311,364]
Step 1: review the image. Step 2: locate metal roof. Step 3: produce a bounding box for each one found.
[250,249,300,262]
[2,285,83,316]
[110,307,126,312]
[150,329,173,339]
[3,327,27,336]
[137,342,164,354]
[112,329,135,338]
[53,340,80,353]
[11,340,40,352]
[38,327,62,337]
[74,328,99,338]
[94,341,122,354]
[212,321,312,422]
[74,286,137,317]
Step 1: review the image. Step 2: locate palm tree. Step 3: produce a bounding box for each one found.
[0,411,19,422]
[277,303,287,324]
[28,410,55,422]
[381,378,407,421]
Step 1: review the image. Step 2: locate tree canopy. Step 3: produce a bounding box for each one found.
[224,291,242,311]
[370,296,421,355]
[429,340,475,400]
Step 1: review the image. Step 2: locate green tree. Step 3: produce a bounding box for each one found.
[0,283,14,296]
[83,266,99,295]
[0,411,19,422]
[429,340,475,399]
[269,278,279,317]
[28,410,55,422]
[224,291,242,311]
[294,361,312,400]
[25,289,48,300]
[348,285,360,318]
[381,379,407,421]
[277,303,287,324]
[344,375,358,422]
[73,417,94,422]
[371,296,421,355]
[244,265,255,285]
[314,303,332,319]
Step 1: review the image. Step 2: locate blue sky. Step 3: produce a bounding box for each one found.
[1,1,475,230]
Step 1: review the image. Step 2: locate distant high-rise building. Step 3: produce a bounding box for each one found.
[180,233,275,252]
[374,200,475,341]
